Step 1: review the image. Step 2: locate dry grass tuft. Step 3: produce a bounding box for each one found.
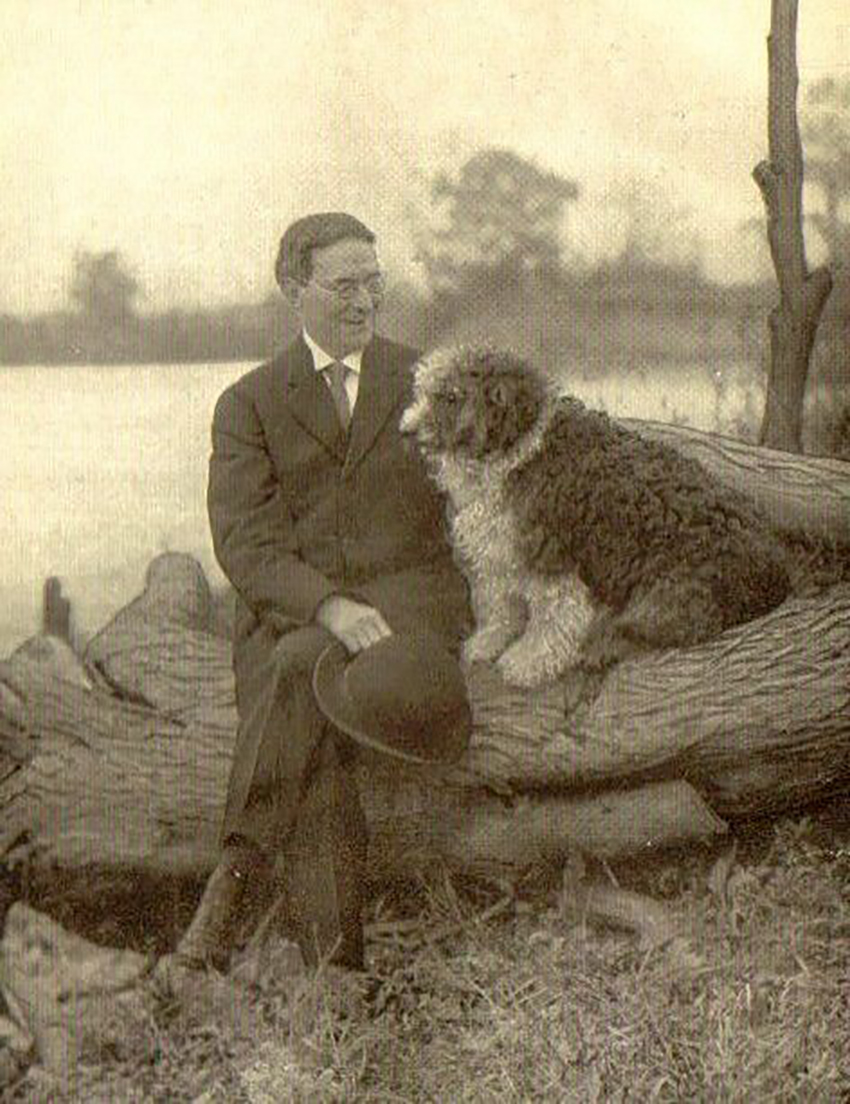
[6,802,849,1102]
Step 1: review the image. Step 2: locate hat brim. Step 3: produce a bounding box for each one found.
[312,642,464,765]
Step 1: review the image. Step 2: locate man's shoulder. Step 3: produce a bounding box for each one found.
[216,340,306,404]
[230,334,419,378]
[217,335,421,406]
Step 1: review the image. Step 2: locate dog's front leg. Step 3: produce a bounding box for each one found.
[462,570,527,665]
[498,574,596,688]
[561,606,639,711]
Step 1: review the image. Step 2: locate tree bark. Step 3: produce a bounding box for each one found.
[754,0,834,452]
[0,623,728,884]
[1,423,848,890]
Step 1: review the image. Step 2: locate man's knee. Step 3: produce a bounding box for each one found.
[236,624,334,711]
[269,625,335,678]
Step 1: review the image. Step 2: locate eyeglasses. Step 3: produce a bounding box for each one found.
[306,274,386,302]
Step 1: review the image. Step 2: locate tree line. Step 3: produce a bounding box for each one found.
[0,152,768,369]
[1,77,848,378]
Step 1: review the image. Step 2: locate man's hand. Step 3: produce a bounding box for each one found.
[315,595,392,654]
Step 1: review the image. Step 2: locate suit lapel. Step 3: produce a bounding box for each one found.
[344,339,409,473]
[277,337,347,460]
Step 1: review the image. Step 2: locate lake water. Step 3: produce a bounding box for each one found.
[0,357,762,657]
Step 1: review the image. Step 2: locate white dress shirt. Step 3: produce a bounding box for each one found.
[303,330,362,411]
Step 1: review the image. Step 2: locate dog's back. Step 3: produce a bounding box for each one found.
[506,397,790,619]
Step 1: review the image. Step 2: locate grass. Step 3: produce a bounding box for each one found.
[7,800,849,1102]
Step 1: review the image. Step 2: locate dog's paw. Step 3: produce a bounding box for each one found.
[496,640,550,687]
[578,612,632,670]
[562,666,606,713]
[462,627,515,665]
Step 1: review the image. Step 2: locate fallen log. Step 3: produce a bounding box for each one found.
[3,563,847,885]
[0,904,148,1083]
[0,423,848,893]
[0,585,726,883]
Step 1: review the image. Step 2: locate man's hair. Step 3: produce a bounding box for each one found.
[275,212,376,290]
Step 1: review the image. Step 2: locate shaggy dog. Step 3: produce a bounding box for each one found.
[400,346,791,696]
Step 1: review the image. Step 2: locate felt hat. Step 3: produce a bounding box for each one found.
[312,632,472,764]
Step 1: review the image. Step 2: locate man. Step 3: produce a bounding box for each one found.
[155,212,472,989]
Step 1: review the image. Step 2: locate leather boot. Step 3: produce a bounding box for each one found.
[153,841,262,994]
[279,736,368,971]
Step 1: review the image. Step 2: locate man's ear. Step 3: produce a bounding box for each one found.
[281,277,304,310]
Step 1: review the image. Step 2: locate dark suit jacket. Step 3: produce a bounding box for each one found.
[208,332,472,724]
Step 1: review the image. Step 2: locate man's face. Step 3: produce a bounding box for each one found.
[292,237,382,357]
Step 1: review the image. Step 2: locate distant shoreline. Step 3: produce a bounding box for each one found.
[1,266,784,369]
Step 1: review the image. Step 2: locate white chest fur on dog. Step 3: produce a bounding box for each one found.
[429,419,597,688]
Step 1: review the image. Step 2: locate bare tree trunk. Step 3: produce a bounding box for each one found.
[754,0,833,452]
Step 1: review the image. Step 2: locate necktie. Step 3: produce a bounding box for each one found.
[324,361,351,432]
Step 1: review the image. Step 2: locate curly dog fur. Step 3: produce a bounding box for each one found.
[400,345,791,694]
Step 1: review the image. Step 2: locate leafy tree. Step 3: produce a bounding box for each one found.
[69,250,141,325]
[603,177,702,272]
[418,148,579,292]
[802,77,850,265]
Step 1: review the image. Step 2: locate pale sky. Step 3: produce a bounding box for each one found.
[1,0,848,314]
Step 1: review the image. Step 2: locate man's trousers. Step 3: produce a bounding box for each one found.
[222,624,368,969]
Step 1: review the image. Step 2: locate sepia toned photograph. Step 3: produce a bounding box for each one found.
[1,1,849,1099]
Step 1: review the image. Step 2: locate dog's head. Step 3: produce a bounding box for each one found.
[400,345,549,461]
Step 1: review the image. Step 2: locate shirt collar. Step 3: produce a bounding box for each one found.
[303,330,363,375]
